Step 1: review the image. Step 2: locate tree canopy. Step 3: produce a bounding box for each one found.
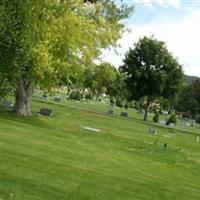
[176,78,200,119]
[120,36,184,120]
[0,0,133,115]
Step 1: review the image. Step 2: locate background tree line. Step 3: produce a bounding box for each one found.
[1,1,198,122]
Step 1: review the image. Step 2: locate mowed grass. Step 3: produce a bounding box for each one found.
[1,100,200,200]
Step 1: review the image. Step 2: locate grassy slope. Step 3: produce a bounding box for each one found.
[1,99,200,200]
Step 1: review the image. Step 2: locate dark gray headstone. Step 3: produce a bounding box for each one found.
[40,95,48,100]
[39,108,53,116]
[108,110,113,115]
[54,97,61,102]
[120,112,128,117]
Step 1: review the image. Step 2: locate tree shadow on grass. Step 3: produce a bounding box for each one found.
[0,106,55,131]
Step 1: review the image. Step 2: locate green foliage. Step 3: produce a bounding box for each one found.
[153,112,159,123]
[83,62,123,101]
[176,78,200,118]
[120,36,184,120]
[69,90,82,101]
[85,90,93,100]
[116,98,124,108]
[167,114,177,125]
[0,0,133,112]
[0,72,13,99]
[110,97,115,104]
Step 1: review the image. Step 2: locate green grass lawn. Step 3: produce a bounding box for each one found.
[1,98,200,200]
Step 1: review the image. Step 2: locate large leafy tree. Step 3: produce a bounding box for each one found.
[176,78,200,118]
[83,62,118,99]
[120,36,184,121]
[0,0,133,115]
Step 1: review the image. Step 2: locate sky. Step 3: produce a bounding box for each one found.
[101,0,200,76]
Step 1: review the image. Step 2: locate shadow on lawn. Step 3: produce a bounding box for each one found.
[0,106,54,130]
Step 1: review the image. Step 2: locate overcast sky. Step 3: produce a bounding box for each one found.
[101,0,200,76]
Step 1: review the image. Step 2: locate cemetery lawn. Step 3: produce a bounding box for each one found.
[1,100,200,200]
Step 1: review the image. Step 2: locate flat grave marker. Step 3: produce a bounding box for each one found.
[82,126,101,133]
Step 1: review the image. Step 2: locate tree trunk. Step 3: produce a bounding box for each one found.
[13,78,34,116]
[143,96,151,121]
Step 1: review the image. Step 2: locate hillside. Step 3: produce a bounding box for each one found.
[1,99,200,200]
[185,75,199,85]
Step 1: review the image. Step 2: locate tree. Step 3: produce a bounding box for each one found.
[83,62,120,99]
[94,62,118,98]
[120,36,183,121]
[0,0,133,115]
[176,78,200,119]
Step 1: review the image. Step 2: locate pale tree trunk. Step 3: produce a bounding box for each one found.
[143,96,151,121]
[13,78,34,116]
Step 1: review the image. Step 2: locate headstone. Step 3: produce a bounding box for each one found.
[0,100,14,108]
[108,109,113,115]
[185,122,191,127]
[110,102,115,109]
[120,112,128,117]
[180,121,187,129]
[169,123,175,128]
[190,119,196,126]
[159,120,166,125]
[40,95,48,100]
[39,108,53,116]
[148,127,156,135]
[54,97,61,102]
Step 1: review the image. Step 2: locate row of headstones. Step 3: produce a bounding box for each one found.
[40,95,61,102]
[0,100,14,108]
[159,120,196,129]
[108,109,128,117]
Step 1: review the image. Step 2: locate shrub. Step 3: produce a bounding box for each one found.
[116,98,123,108]
[153,112,159,123]
[85,91,93,100]
[134,102,139,110]
[110,97,115,104]
[124,102,129,109]
[159,108,163,115]
[127,101,134,109]
[69,90,82,101]
[167,114,177,125]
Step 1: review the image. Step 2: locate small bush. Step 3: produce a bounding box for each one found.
[134,102,139,110]
[124,102,129,109]
[127,101,134,109]
[159,108,163,115]
[110,97,115,104]
[116,98,123,108]
[153,112,159,123]
[167,114,177,125]
[69,90,82,101]
[195,115,200,124]
[85,91,93,100]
